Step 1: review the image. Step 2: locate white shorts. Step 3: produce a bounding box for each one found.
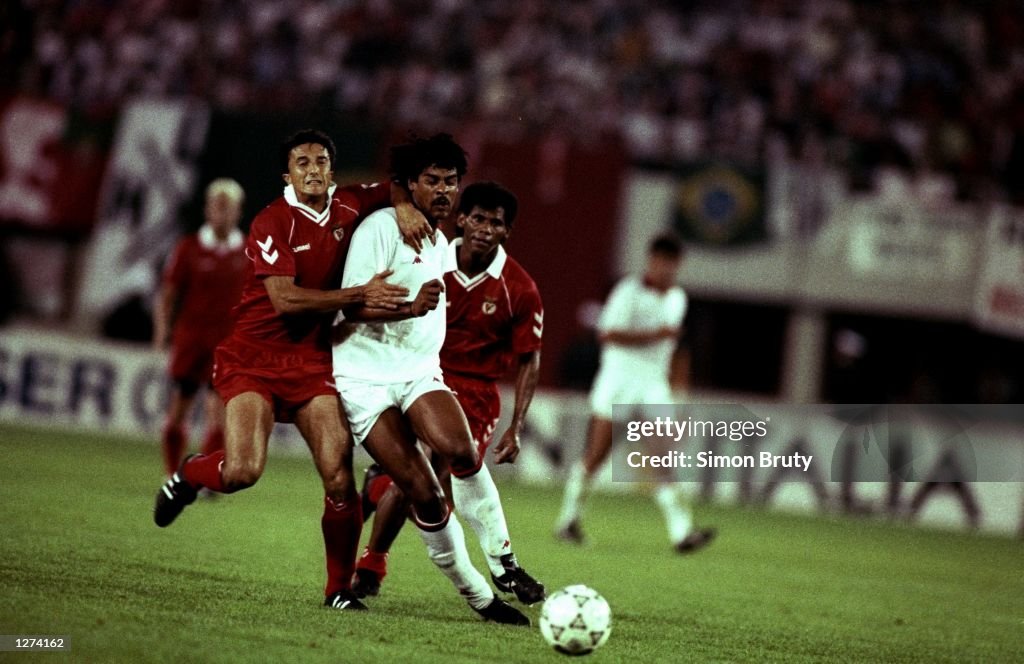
[588,366,672,421]
[335,372,450,445]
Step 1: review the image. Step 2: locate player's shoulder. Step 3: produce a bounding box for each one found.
[502,254,539,291]
[251,197,291,229]
[612,274,641,294]
[358,206,399,234]
[174,232,201,250]
[333,181,384,202]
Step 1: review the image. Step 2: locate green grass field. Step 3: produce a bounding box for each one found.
[1,423,1021,663]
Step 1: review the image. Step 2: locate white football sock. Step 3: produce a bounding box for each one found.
[416,511,494,609]
[556,461,590,529]
[654,483,693,545]
[451,464,512,578]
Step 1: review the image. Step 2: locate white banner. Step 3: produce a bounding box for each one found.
[973,205,1024,339]
[2,328,1020,536]
[0,327,307,452]
[75,98,210,327]
[844,196,977,284]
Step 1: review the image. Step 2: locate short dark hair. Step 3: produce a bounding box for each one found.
[389,133,468,186]
[280,129,337,174]
[649,232,685,259]
[457,181,519,229]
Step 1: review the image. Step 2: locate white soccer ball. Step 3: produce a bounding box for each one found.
[539,584,612,656]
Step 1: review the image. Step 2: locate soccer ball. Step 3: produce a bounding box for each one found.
[539,585,612,656]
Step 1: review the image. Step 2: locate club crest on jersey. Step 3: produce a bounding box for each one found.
[332,226,345,242]
[482,297,497,315]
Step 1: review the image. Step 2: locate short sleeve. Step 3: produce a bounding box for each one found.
[341,209,399,289]
[248,212,296,278]
[596,279,634,333]
[664,288,687,329]
[510,280,544,354]
[163,239,191,288]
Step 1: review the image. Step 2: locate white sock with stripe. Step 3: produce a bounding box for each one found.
[416,511,494,610]
[451,464,512,578]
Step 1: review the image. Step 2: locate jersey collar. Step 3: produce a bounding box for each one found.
[284,183,337,226]
[448,238,507,289]
[198,224,244,252]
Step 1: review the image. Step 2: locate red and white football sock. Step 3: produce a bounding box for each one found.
[415,508,493,609]
[181,450,227,492]
[322,496,363,596]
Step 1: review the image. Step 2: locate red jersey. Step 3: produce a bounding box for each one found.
[163,225,248,349]
[229,182,390,361]
[441,240,543,381]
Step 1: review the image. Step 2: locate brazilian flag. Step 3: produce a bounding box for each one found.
[672,163,765,246]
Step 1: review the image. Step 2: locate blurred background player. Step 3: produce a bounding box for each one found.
[153,178,247,479]
[153,129,431,612]
[355,181,545,605]
[333,135,529,624]
[554,233,716,553]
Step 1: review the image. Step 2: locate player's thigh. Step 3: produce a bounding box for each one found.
[294,394,353,484]
[223,392,274,475]
[362,409,441,505]
[404,390,475,460]
[203,389,227,430]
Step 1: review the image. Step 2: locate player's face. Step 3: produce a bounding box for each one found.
[205,192,242,237]
[283,143,333,202]
[408,165,459,222]
[646,252,682,290]
[457,205,509,258]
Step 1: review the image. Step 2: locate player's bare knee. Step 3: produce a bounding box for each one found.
[448,446,481,476]
[408,479,446,523]
[323,475,356,504]
[221,459,262,489]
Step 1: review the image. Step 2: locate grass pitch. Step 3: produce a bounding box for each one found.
[0,424,1021,663]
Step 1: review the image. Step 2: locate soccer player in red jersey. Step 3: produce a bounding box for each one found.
[152,129,432,612]
[352,181,546,607]
[154,178,248,478]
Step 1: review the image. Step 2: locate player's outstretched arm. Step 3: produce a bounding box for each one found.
[264,271,409,315]
[599,327,678,347]
[494,349,541,464]
[390,183,433,253]
[342,278,443,322]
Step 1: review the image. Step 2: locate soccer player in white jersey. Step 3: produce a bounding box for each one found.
[554,233,716,553]
[332,134,529,625]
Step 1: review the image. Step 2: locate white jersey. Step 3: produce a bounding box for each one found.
[332,207,453,383]
[596,275,687,382]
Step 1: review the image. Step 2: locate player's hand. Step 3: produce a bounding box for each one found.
[493,428,521,464]
[395,201,434,253]
[364,269,410,310]
[411,279,444,316]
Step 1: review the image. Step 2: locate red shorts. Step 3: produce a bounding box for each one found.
[212,335,337,423]
[169,341,216,388]
[445,373,501,457]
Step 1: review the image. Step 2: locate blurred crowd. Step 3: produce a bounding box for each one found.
[4,0,1024,200]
